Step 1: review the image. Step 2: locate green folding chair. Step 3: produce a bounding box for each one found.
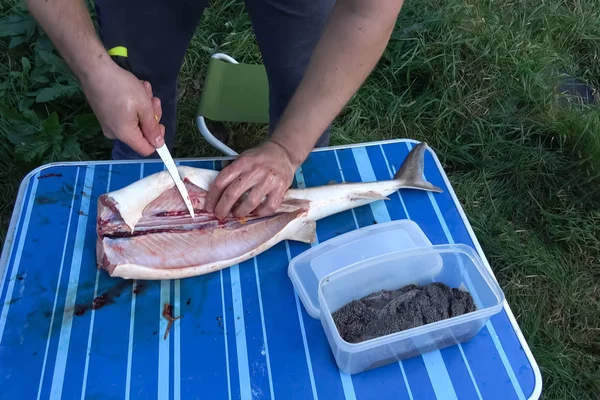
[196,53,270,156]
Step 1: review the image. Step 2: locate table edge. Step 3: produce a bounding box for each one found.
[0,138,543,399]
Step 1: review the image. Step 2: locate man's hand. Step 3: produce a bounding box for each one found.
[205,139,298,220]
[80,62,165,157]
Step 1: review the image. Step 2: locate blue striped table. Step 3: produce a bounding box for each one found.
[0,139,541,400]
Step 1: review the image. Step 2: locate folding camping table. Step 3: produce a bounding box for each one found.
[0,139,541,399]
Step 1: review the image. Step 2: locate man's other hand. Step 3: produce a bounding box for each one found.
[205,140,298,220]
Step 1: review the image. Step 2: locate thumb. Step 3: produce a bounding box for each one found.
[138,97,164,148]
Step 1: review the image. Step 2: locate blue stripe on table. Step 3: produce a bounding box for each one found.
[80,164,113,398]
[335,148,413,400]
[361,144,480,400]
[353,145,457,400]
[50,165,96,399]
[82,163,142,399]
[260,241,318,399]
[60,165,110,400]
[396,145,536,396]
[177,160,230,400]
[402,140,528,398]
[237,257,274,399]
[222,266,242,400]
[127,163,164,398]
[298,151,356,400]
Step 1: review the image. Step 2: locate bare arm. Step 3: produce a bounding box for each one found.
[23,0,165,156]
[271,0,405,166]
[206,0,404,219]
[23,0,110,84]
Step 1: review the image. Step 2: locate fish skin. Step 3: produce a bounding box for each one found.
[96,142,443,280]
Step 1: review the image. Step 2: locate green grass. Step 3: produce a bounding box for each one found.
[1,0,599,398]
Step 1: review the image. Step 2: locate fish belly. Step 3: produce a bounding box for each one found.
[96,180,304,276]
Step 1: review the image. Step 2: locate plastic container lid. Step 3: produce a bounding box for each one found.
[288,219,433,319]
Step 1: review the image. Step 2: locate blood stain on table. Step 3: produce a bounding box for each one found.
[38,173,63,180]
[71,279,139,316]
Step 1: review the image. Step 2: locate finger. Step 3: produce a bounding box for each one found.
[253,184,287,217]
[142,80,153,98]
[138,97,163,148]
[152,97,162,122]
[232,178,274,217]
[213,170,262,220]
[205,161,245,213]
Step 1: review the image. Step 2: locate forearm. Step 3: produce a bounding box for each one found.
[270,0,404,167]
[23,0,112,82]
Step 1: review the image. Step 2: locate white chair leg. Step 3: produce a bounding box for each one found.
[211,52,239,64]
[196,52,240,156]
[196,116,239,156]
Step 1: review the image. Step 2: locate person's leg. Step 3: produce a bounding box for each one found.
[244,0,336,148]
[94,0,208,159]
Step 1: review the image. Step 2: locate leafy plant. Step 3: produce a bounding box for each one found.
[0,3,106,163]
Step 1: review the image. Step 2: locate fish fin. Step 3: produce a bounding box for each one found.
[350,191,390,201]
[393,142,444,193]
[287,220,317,243]
[276,198,311,213]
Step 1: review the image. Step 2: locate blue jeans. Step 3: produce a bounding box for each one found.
[94,0,336,160]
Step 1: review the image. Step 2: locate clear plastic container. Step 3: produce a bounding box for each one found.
[317,243,505,374]
[288,219,433,319]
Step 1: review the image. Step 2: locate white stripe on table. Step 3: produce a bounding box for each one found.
[158,161,171,400]
[125,164,144,399]
[230,264,251,399]
[0,171,41,345]
[380,145,480,399]
[403,142,523,400]
[221,269,232,400]
[159,279,171,399]
[353,147,459,400]
[174,278,181,400]
[0,174,40,313]
[49,165,95,400]
[286,240,319,400]
[253,257,275,399]
[295,167,356,400]
[81,165,112,400]
[174,160,182,400]
[33,168,75,400]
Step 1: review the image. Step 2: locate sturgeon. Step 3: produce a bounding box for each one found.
[96,142,443,280]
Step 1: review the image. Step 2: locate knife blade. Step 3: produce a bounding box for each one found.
[155,143,195,218]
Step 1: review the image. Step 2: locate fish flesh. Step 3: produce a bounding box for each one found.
[96,142,443,280]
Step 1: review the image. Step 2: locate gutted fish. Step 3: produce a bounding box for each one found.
[96,142,443,280]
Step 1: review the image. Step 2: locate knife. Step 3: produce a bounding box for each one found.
[156,142,196,219]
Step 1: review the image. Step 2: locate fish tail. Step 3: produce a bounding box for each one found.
[393,142,444,193]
